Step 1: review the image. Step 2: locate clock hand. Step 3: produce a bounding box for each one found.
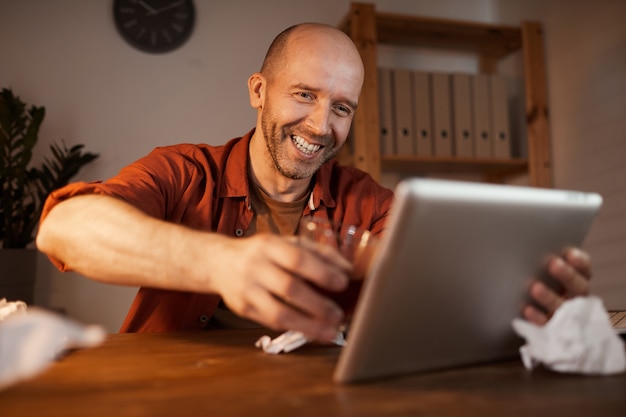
[134,0,158,15]
[151,0,185,15]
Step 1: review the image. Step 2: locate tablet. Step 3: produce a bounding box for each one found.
[334,178,603,383]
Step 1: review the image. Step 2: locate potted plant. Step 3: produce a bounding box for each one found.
[0,87,99,303]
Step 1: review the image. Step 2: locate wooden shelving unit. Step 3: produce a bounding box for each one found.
[337,2,553,187]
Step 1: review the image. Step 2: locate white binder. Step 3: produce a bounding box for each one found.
[392,68,415,155]
[450,73,474,158]
[412,71,433,157]
[489,74,512,159]
[378,67,395,155]
[471,74,492,158]
[430,72,452,157]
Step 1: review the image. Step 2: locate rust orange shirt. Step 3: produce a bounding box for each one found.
[41,129,394,332]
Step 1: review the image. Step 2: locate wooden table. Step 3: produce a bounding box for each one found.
[2,329,625,416]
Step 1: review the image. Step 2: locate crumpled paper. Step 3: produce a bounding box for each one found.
[0,299,107,390]
[255,330,346,354]
[0,298,27,320]
[512,296,626,375]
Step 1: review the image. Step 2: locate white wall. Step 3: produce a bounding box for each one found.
[2,0,624,330]
[496,0,626,309]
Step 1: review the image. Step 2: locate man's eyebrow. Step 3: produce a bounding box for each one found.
[292,83,358,110]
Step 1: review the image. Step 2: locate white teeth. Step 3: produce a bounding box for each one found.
[292,135,321,155]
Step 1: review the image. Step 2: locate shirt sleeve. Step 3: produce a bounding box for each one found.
[39,145,208,271]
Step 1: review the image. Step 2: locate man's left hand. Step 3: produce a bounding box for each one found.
[523,247,592,325]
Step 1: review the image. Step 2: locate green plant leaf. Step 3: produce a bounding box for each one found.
[1,87,99,248]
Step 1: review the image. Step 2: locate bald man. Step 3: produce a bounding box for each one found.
[37,23,593,341]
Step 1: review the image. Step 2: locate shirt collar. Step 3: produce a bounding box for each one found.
[221,129,254,200]
[220,128,338,211]
[310,160,337,210]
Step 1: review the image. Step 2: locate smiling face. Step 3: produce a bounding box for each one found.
[249,24,364,184]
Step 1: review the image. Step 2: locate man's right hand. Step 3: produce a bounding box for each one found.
[205,233,352,342]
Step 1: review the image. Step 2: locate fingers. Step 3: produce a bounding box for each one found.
[240,283,342,342]
[522,304,549,326]
[261,266,345,325]
[527,280,563,320]
[278,235,351,291]
[216,234,350,342]
[563,247,592,280]
[290,235,353,282]
[259,236,349,339]
[546,251,590,298]
[524,247,592,325]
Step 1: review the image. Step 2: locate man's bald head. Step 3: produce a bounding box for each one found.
[260,23,364,85]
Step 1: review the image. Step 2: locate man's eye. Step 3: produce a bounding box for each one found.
[335,105,352,116]
[297,92,314,100]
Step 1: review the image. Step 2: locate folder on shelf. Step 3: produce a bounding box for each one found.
[392,68,415,156]
[378,67,395,155]
[489,74,512,159]
[471,73,492,158]
[450,73,474,158]
[430,72,453,157]
[412,71,433,157]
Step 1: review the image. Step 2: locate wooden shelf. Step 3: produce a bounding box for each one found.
[340,11,522,58]
[338,2,553,188]
[380,156,528,177]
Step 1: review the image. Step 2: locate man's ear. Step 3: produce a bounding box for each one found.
[248,72,265,109]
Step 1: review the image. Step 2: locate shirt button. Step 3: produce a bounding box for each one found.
[199,314,209,323]
[235,228,244,237]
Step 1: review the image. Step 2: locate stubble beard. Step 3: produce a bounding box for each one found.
[261,115,342,180]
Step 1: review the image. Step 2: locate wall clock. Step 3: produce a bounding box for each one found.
[113,0,195,54]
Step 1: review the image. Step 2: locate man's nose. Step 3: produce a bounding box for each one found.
[306,105,332,137]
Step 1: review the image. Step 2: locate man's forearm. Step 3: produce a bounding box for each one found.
[36,194,217,293]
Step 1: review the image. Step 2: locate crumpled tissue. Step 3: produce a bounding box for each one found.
[255,330,345,354]
[0,298,27,319]
[512,296,626,375]
[0,299,107,390]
